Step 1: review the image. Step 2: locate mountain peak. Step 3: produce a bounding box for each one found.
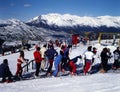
[28,13,120,28]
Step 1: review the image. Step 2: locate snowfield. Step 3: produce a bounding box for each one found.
[1,73,120,92]
[0,40,120,92]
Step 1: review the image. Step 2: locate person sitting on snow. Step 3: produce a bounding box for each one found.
[0,59,13,83]
[68,55,82,75]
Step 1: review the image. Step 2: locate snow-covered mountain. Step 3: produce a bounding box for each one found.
[28,13,120,28]
[0,13,120,41]
[0,19,40,41]
[0,18,68,41]
[27,13,120,35]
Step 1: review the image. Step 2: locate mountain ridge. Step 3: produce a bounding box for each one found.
[27,13,120,28]
[0,13,120,41]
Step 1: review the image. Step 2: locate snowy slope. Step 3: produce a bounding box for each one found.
[0,40,120,92]
[1,73,120,92]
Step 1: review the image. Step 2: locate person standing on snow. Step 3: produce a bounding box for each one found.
[61,45,72,72]
[16,50,28,78]
[45,45,58,76]
[33,47,42,77]
[40,44,47,72]
[0,59,13,83]
[100,48,111,73]
[92,47,97,64]
[83,46,95,75]
[53,50,64,77]
[112,47,120,69]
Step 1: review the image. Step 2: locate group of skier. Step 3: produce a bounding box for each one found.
[0,39,120,83]
[32,40,120,77]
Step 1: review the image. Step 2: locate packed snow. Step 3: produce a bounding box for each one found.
[0,40,120,92]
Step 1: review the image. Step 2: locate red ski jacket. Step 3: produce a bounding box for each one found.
[33,51,42,63]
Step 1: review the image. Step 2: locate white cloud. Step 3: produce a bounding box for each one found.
[24,4,31,7]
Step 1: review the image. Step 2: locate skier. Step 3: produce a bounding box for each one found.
[45,45,58,76]
[16,50,28,78]
[40,44,47,72]
[92,47,97,64]
[0,59,13,83]
[53,50,63,77]
[83,46,95,75]
[100,48,111,73]
[112,47,120,69]
[68,55,82,75]
[61,45,72,72]
[33,47,42,77]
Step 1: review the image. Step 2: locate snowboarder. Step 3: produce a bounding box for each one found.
[0,59,13,83]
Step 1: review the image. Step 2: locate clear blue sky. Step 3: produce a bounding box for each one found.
[0,0,120,21]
